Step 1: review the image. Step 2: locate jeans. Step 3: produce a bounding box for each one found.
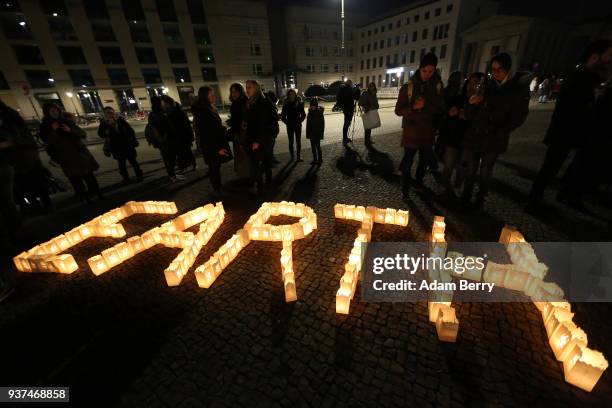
[160,143,177,177]
[401,147,433,194]
[529,144,573,203]
[252,144,273,190]
[117,155,143,180]
[177,143,196,170]
[342,109,354,142]
[364,129,372,146]
[67,172,100,200]
[441,147,463,190]
[310,139,322,163]
[287,125,302,158]
[461,149,498,202]
[208,164,221,191]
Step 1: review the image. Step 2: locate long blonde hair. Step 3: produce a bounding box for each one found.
[245,79,263,104]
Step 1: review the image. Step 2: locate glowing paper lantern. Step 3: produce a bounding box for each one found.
[14,201,178,274]
[563,345,609,392]
[88,255,109,276]
[333,203,409,314]
[435,305,459,342]
[194,202,316,302]
[549,320,588,362]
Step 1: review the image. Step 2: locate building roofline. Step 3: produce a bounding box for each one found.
[356,0,440,28]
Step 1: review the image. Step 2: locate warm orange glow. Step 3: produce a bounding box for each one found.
[194,201,317,303]
[14,201,178,274]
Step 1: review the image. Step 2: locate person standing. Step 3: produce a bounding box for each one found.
[227,83,250,180]
[1,101,52,212]
[191,86,232,192]
[461,53,531,206]
[336,79,359,144]
[438,72,485,196]
[161,95,195,174]
[146,96,184,182]
[394,52,444,198]
[98,106,143,182]
[528,40,612,209]
[246,79,277,193]
[280,90,306,161]
[306,98,324,165]
[358,82,380,147]
[39,102,101,203]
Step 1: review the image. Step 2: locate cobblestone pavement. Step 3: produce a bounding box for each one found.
[1,103,611,407]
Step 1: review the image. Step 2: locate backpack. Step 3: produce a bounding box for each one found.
[144,121,166,147]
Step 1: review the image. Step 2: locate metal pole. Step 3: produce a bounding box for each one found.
[341,0,345,81]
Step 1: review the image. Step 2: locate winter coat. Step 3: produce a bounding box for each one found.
[229,96,248,135]
[97,117,138,160]
[336,85,359,111]
[438,93,469,149]
[280,99,306,128]
[147,111,174,149]
[166,103,194,146]
[359,91,379,112]
[40,116,99,177]
[191,98,228,166]
[462,72,532,154]
[246,94,277,159]
[0,103,40,173]
[394,70,445,148]
[544,67,600,148]
[306,107,325,140]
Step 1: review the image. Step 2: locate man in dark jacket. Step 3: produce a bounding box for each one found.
[280,90,306,161]
[461,52,531,206]
[161,95,196,173]
[246,79,277,193]
[336,79,359,144]
[98,106,142,182]
[528,40,612,209]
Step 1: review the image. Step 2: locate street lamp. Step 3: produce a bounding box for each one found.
[340,0,345,82]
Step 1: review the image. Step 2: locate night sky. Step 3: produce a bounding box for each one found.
[275,0,612,24]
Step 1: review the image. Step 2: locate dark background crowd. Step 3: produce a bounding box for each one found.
[1,39,611,294]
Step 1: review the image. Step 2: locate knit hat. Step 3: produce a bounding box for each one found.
[419,52,438,68]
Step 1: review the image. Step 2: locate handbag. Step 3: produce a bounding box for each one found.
[362,109,381,130]
[218,138,234,164]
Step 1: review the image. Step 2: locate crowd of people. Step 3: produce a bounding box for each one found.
[1,40,610,287]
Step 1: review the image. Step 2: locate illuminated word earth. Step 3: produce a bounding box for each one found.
[13,201,608,392]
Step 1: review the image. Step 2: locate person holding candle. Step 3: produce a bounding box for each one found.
[191,86,232,193]
[98,106,143,183]
[39,102,102,203]
[394,52,445,199]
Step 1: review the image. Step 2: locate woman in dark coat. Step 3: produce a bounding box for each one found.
[394,52,445,198]
[280,89,306,161]
[305,98,324,165]
[147,96,183,181]
[358,82,379,147]
[438,72,485,196]
[191,86,231,192]
[228,83,250,179]
[161,95,196,173]
[98,106,142,182]
[39,102,101,203]
[245,79,276,193]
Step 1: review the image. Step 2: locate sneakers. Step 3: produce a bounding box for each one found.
[170,174,186,182]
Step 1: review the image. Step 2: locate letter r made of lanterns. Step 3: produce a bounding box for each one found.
[13,201,609,393]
